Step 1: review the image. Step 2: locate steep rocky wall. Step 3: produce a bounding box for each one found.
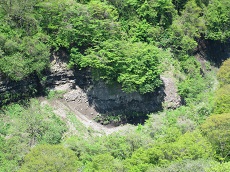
[0,75,38,105]
[0,50,75,106]
[44,50,75,91]
[87,81,164,114]
[196,39,230,66]
[72,69,181,114]
[0,50,181,113]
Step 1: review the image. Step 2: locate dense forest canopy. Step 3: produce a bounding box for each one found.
[0,0,229,90]
[0,0,230,171]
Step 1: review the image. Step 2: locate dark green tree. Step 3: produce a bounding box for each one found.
[71,40,171,94]
[169,0,205,55]
[205,0,230,42]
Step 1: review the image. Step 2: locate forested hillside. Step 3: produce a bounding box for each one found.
[0,0,230,171]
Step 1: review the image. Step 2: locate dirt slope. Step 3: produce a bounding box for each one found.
[41,97,130,136]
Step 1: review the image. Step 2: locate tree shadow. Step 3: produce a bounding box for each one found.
[73,68,165,125]
[196,39,230,67]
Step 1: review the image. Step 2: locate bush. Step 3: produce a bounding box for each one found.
[0,35,49,81]
[19,144,81,172]
[125,131,213,171]
[84,153,124,172]
[205,0,230,42]
[201,113,230,161]
[71,40,171,94]
[206,161,230,172]
[150,159,216,172]
[0,100,67,170]
[213,85,230,114]
[217,58,230,86]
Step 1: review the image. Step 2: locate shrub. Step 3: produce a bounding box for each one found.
[84,153,124,172]
[125,131,213,171]
[71,40,171,94]
[217,58,230,86]
[206,161,230,172]
[19,144,81,172]
[213,85,230,114]
[201,113,230,161]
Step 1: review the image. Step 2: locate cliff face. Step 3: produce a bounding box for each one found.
[0,75,38,105]
[0,51,74,106]
[83,76,181,114]
[87,81,165,113]
[196,39,230,66]
[0,50,181,113]
[45,50,76,91]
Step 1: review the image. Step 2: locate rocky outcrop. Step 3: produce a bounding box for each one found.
[196,39,230,67]
[0,50,181,113]
[87,81,165,113]
[161,76,181,109]
[63,72,181,115]
[0,75,38,105]
[0,50,75,106]
[44,50,76,91]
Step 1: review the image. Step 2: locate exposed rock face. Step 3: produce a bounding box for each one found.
[87,81,165,113]
[196,39,230,66]
[161,76,181,109]
[0,75,38,105]
[44,50,75,91]
[0,50,75,106]
[64,69,181,114]
[0,50,181,113]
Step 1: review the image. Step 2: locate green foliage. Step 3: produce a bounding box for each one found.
[106,0,138,20]
[47,90,66,99]
[206,161,230,172]
[71,40,170,94]
[205,0,230,42]
[172,0,189,14]
[178,74,205,102]
[0,33,49,81]
[36,0,120,49]
[213,85,230,114]
[0,0,224,106]
[108,0,176,28]
[0,0,227,170]
[137,0,176,27]
[64,128,154,163]
[151,159,216,172]
[0,0,41,35]
[19,144,81,172]
[201,113,230,161]
[63,136,105,162]
[84,153,124,172]
[0,100,67,170]
[125,131,213,171]
[9,100,67,145]
[124,19,162,43]
[177,56,215,104]
[217,58,230,86]
[213,58,230,113]
[169,0,205,54]
[101,134,134,159]
[0,136,18,172]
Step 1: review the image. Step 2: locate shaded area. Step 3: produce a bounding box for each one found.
[196,39,230,67]
[0,74,39,106]
[0,49,74,107]
[0,51,166,125]
[73,68,165,125]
